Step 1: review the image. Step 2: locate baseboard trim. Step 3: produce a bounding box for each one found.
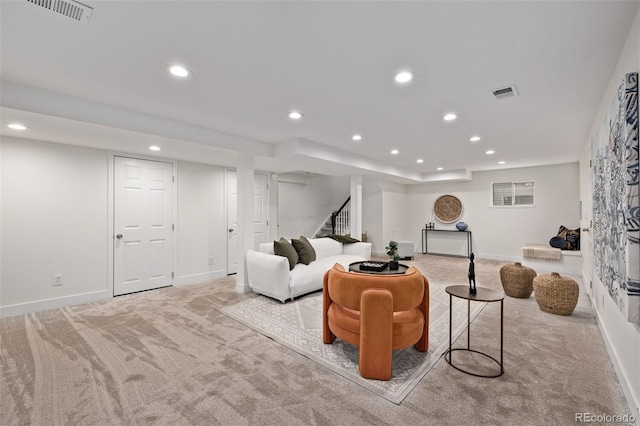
[175,270,226,286]
[0,271,228,318]
[478,253,520,262]
[235,282,251,293]
[0,290,111,318]
[478,253,581,276]
[591,298,640,423]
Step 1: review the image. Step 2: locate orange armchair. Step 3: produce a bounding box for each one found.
[322,263,429,380]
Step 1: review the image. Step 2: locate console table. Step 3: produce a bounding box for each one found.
[422,229,472,258]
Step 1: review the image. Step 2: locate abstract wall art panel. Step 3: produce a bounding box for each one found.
[593,72,639,323]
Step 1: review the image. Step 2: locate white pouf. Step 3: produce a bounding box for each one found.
[397,241,414,259]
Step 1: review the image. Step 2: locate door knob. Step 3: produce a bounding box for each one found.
[116,234,123,239]
[228,228,234,233]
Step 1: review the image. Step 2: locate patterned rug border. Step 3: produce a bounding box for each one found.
[219,289,486,404]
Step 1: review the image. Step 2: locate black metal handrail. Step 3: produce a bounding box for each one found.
[331,196,351,235]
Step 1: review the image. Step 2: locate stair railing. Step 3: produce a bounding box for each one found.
[331,197,351,236]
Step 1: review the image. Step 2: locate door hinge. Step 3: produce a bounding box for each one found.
[589,159,592,168]
[267,220,269,226]
[267,183,269,190]
[172,224,175,231]
[172,176,175,183]
[172,272,174,279]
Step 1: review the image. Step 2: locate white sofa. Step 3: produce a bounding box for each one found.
[246,237,372,302]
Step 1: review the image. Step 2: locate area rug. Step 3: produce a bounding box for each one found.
[219,283,486,404]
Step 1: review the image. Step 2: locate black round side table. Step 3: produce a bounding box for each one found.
[444,285,505,378]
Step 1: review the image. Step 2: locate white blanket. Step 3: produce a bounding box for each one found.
[522,244,561,262]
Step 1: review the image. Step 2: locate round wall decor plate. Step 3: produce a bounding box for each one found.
[433,195,463,223]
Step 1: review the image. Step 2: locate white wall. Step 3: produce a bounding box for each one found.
[1,137,109,308]
[277,174,349,240]
[361,180,412,256]
[0,137,231,315]
[380,181,410,245]
[580,7,640,417]
[362,180,383,253]
[406,163,580,261]
[176,161,226,285]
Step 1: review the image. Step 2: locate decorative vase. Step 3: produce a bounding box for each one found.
[533,272,579,316]
[500,262,537,298]
[456,222,468,231]
[389,260,399,270]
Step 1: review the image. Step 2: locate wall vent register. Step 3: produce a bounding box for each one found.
[491,84,519,100]
[26,0,93,23]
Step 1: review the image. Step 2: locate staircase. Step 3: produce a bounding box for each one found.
[316,217,334,238]
[316,197,350,238]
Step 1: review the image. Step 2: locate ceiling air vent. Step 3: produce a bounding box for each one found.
[26,0,93,23]
[491,84,519,100]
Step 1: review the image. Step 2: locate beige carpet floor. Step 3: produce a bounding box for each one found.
[219,276,485,404]
[0,254,634,425]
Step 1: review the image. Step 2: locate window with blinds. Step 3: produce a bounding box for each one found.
[491,181,534,206]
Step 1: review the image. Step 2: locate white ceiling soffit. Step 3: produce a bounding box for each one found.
[2,81,469,183]
[0,107,242,168]
[271,138,429,183]
[0,80,272,157]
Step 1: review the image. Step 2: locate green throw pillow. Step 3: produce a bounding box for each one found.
[273,238,298,270]
[291,236,317,265]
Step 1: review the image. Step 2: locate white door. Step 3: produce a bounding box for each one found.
[114,157,173,296]
[227,170,238,274]
[253,173,269,249]
[226,171,270,274]
[580,145,594,298]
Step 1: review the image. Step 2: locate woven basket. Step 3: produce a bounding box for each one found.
[533,272,579,316]
[500,262,536,298]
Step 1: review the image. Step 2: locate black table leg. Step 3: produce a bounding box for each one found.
[467,298,471,349]
[448,292,452,359]
[500,299,504,373]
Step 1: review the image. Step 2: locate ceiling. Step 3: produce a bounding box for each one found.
[1,0,638,184]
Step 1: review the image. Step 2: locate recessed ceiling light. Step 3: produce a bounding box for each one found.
[7,123,27,130]
[288,111,303,120]
[168,65,190,78]
[486,150,496,155]
[390,149,399,155]
[443,113,457,121]
[416,159,424,164]
[470,136,481,142]
[149,146,162,151]
[394,71,413,83]
[352,134,362,141]
[498,161,506,165]
[437,167,444,171]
